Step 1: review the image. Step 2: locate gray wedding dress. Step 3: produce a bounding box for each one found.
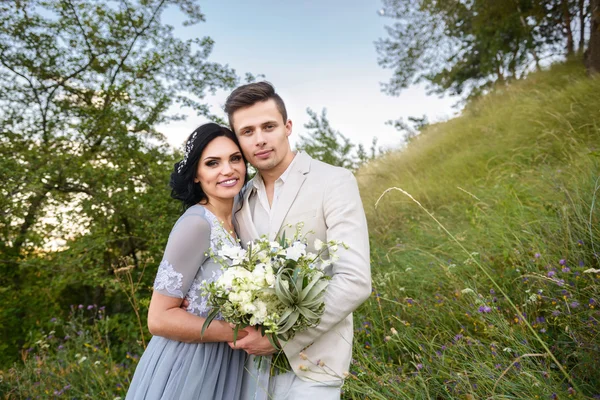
[126,205,268,400]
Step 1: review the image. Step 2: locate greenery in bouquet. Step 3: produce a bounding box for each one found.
[201,224,344,373]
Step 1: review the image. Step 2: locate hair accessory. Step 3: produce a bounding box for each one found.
[177,130,198,173]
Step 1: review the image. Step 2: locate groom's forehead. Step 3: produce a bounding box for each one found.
[232,101,284,127]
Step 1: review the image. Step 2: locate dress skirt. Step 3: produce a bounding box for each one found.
[126,335,247,400]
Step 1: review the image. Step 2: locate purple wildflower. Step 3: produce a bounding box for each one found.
[78,304,84,309]
[570,301,580,308]
[551,310,561,317]
[490,289,495,295]
[534,253,541,258]
[50,318,57,322]
[416,363,423,370]
[547,270,556,277]
[87,305,94,310]
[562,267,571,273]
[559,259,566,265]
[478,305,492,313]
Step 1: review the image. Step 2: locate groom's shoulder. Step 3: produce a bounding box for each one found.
[307,156,355,181]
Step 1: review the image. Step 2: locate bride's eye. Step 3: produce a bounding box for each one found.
[231,155,242,162]
[206,160,218,167]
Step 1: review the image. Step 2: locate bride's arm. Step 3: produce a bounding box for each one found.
[147,292,246,343]
[146,209,246,343]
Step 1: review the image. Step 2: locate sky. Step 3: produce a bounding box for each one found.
[159,0,459,152]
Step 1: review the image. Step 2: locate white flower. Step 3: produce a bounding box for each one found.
[253,300,268,321]
[314,239,324,251]
[461,288,474,294]
[242,302,257,314]
[264,267,275,286]
[286,241,306,261]
[584,268,600,274]
[78,356,87,364]
[218,246,247,265]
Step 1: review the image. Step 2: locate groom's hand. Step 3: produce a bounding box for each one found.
[228,326,277,356]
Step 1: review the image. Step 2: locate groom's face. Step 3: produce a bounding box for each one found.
[231,99,293,173]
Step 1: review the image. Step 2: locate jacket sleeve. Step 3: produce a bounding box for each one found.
[281,168,371,356]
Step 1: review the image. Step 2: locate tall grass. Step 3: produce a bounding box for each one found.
[345,60,600,398]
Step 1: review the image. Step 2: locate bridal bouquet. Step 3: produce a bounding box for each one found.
[201,224,343,373]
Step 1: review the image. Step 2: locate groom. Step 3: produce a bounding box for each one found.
[226,82,371,399]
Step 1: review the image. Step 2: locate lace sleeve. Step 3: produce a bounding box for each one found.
[153,208,211,298]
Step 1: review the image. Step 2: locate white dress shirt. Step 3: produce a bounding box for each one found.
[248,153,299,237]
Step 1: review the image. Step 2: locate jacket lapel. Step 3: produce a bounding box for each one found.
[233,180,259,246]
[268,152,311,240]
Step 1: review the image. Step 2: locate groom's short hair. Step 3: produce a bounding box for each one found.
[224,81,288,130]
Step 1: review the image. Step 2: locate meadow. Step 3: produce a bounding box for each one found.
[1,60,599,399]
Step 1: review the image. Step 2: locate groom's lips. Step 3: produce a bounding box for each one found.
[255,150,272,159]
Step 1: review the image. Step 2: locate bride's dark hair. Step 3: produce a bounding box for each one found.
[170,123,249,209]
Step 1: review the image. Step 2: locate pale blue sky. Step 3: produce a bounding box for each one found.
[160,0,458,151]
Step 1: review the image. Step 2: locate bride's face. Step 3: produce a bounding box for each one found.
[194,136,246,202]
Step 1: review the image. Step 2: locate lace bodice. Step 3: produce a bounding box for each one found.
[153,205,238,318]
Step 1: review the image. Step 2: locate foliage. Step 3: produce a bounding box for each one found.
[296,108,382,170]
[0,306,142,399]
[376,0,591,97]
[386,114,429,144]
[0,0,238,365]
[296,108,357,169]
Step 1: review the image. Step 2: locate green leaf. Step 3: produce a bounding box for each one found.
[201,308,220,337]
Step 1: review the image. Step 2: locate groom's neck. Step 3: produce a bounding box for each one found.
[258,151,296,186]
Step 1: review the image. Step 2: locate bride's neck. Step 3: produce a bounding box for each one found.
[201,198,233,222]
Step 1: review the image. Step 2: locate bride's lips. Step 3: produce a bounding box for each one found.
[254,150,272,159]
[217,178,239,187]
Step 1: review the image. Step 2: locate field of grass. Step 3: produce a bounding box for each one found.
[1,60,599,399]
[346,60,600,399]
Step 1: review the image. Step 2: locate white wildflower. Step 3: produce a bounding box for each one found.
[584,268,600,274]
[286,241,306,261]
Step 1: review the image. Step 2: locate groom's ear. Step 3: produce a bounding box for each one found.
[285,119,292,137]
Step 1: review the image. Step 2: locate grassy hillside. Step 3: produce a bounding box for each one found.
[346,60,600,398]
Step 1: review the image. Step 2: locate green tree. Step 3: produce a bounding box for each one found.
[588,0,600,73]
[386,114,429,143]
[376,0,591,98]
[296,108,357,170]
[0,0,238,364]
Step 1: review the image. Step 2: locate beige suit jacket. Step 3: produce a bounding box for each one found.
[233,152,371,383]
